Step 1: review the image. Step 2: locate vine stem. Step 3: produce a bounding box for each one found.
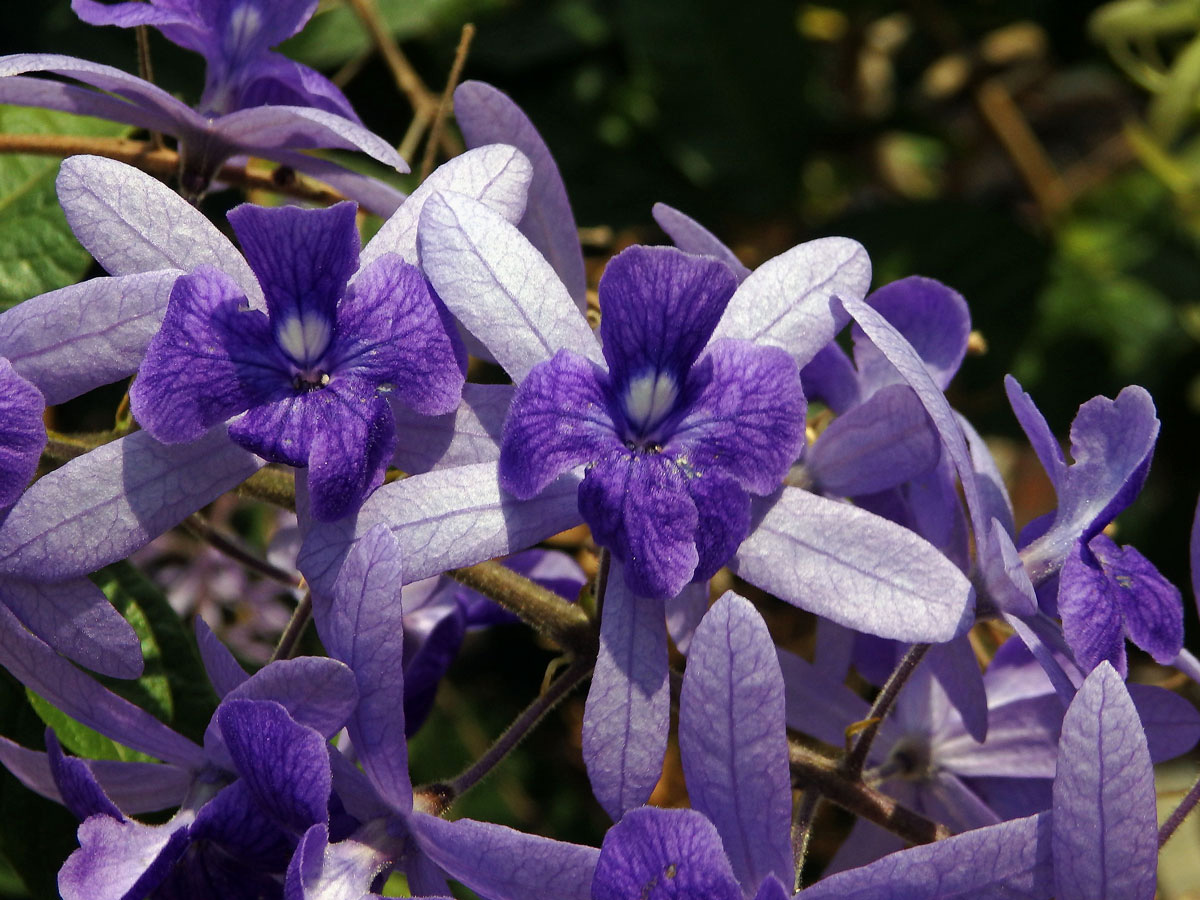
[269,588,313,663]
[418,23,474,181]
[841,642,930,779]
[791,790,821,892]
[182,513,302,589]
[1160,767,1200,848]
[444,655,594,799]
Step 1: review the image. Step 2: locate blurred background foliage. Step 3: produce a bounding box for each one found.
[5,0,1200,895]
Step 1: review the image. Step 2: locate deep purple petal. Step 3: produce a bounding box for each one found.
[55,155,261,303]
[500,350,620,499]
[194,618,248,698]
[1021,386,1159,584]
[390,382,511,474]
[733,487,974,642]
[679,592,793,891]
[1,576,141,679]
[806,383,940,497]
[580,452,699,601]
[317,524,412,813]
[71,0,193,32]
[403,603,465,736]
[226,202,357,362]
[801,341,861,414]
[686,469,751,584]
[0,359,44,510]
[58,812,193,900]
[1058,540,1128,675]
[0,271,178,406]
[361,144,531,270]
[132,266,284,443]
[1089,535,1184,664]
[418,190,604,382]
[0,428,261,581]
[230,54,359,122]
[189,780,293,869]
[712,237,870,367]
[454,81,586,304]
[218,699,332,833]
[598,245,735,391]
[334,255,465,416]
[801,812,1053,899]
[582,565,669,820]
[413,813,598,900]
[1053,663,1157,900]
[854,276,971,392]
[46,730,124,821]
[651,203,751,283]
[670,339,804,496]
[592,807,742,900]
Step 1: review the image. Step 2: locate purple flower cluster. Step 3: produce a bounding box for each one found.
[0,10,1193,899]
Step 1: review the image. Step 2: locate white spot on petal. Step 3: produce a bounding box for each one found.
[276,313,332,366]
[624,370,678,436]
[226,4,264,58]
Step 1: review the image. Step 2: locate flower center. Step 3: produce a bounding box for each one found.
[276,313,332,367]
[882,735,935,781]
[622,370,679,441]
[292,371,330,393]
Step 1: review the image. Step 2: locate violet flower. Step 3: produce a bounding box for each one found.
[129,199,466,522]
[0,0,406,213]
[0,357,46,514]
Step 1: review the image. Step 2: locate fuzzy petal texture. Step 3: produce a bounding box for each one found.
[713,236,870,367]
[0,271,179,405]
[734,487,974,642]
[651,203,751,282]
[0,359,45,510]
[592,808,742,900]
[0,427,262,581]
[1058,541,1131,676]
[679,593,793,892]
[418,190,604,382]
[46,730,124,821]
[58,812,193,900]
[1092,535,1183,664]
[598,246,736,390]
[455,81,587,304]
[361,143,531,270]
[56,155,262,304]
[414,813,598,900]
[500,350,619,498]
[583,565,670,820]
[1052,662,1157,900]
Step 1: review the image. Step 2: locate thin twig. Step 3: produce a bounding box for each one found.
[1160,767,1200,847]
[0,134,346,205]
[182,513,302,589]
[269,588,313,662]
[419,23,475,181]
[792,790,821,892]
[134,26,165,150]
[442,655,594,799]
[842,643,930,780]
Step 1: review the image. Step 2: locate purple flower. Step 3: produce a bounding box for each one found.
[500,244,805,600]
[71,0,356,120]
[0,357,46,514]
[129,200,466,522]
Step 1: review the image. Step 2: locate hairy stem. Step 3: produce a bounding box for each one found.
[269,588,313,663]
[182,513,302,589]
[419,23,475,181]
[792,789,821,891]
[842,642,930,779]
[1160,767,1200,847]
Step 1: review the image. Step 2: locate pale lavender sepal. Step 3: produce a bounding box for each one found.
[801,342,861,415]
[802,812,1053,899]
[1021,386,1159,584]
[733,487,974,642]
[1004,375,1067,491]
[680,592,794,891]
[582,561,669,820]
[455,81,587,305]
[216,657,358,740]
[0,736,189,814]
[318,524,412,813]
[0,427,263,581]
[777,647,871,748]
[1127,683,1200,761]
[958,411,1015,539]
[0,75,177,133]
[418,190,604,382]
[413,813,598,900]
[210,105,402,168]
[927,636,988,744]
[2,576,142,679]
[390,383,511,473]
[665,580,708,655]
[194,618,248,698]
[0,602,204,767]
[979,519,1039,617]
[1002,612,1081,707]
[712,236,870,367]
[806,384,940,497]
[298,463,583,597]
[0,271,179,405]
[651,202,751,282]
[1053,662,1157,900]
[360,144,531,271]
[56,155,264,306]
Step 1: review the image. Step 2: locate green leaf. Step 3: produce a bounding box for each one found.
[26,689,155,763]
[0,105,130,311]
[92,561,218,746]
